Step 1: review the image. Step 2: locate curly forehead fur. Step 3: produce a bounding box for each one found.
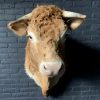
[29,5,66,41]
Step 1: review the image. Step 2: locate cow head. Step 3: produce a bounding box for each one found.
[8,5,86,78]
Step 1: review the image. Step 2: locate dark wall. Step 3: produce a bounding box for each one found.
[0,0,100,100]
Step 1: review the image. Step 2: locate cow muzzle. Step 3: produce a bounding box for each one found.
[39,61,63,77]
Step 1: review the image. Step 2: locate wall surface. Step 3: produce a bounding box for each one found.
[0,0,100,100]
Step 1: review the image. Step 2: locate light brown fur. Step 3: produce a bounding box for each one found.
[29,5,66,40]
[25,39,65,96]
[8,5,86,96]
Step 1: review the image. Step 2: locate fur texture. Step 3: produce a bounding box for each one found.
[8,5,86,96]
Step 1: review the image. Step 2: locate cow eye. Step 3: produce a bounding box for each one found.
[28,35,32,39]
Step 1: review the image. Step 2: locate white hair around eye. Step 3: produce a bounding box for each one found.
[28,31,38,43]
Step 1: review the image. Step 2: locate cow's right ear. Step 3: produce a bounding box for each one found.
[7,13,32,36]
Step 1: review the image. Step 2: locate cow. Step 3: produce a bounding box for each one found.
[8,5,86,96]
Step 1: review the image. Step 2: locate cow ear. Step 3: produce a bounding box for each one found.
[67,18,85,30]
[62,10,86,30]
[8,13,32,36]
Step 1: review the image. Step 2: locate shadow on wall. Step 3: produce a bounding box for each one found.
[49,36,100,97]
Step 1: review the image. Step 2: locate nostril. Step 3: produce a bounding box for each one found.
[43,65,47,70]
[42,65,52,75]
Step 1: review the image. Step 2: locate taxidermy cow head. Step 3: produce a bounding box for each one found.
[8,5,86,96]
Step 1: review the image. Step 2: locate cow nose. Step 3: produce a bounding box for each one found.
[39,61,62,77]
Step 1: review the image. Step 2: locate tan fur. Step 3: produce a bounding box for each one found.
[28,5,66,45]
[24,6,67,95]
[25,39,66,96]
[8,5,86,96]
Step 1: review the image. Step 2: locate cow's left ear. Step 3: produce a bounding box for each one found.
[62,10,86,30]
[8,13,32,36]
